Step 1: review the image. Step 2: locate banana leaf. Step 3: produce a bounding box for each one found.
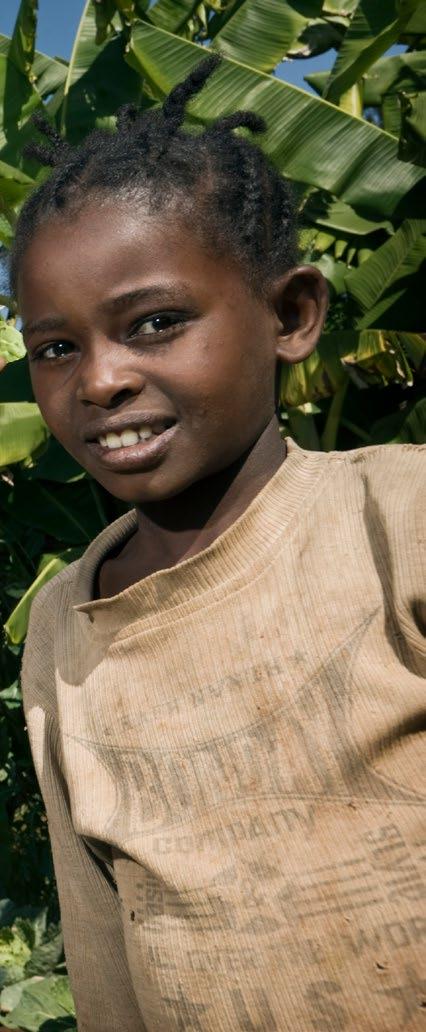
[345,218,426,310]
[148,0,201,34]
[0,31,68,108]
[399,90,426,166]
[4,548,83,644]
[306,50,426,101]
[0,156,34,210]
[60,0,143,140]
[280,328,425,406]
[0,320,26,362]
[212,0,324,73]
[0,402,48,467]
[356,234,426,329]
[127,23,425,219]
[324,0,416,104]
[302,191,393,235]
[7,0,38,80]
[0,51,42,169]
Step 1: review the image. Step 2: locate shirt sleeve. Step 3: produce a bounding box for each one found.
[20,581,145,1032]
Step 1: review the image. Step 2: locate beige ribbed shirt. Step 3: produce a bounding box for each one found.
[21,439,425,1032]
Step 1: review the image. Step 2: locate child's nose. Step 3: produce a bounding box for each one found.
[75,338,146,408]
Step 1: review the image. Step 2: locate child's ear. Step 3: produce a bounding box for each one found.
[270,265,329,363]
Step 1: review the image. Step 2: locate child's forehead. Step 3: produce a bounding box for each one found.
[18,203,258,316]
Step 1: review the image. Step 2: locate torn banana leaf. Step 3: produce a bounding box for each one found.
[280,329,425,407]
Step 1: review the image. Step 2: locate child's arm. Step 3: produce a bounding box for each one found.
[21,581,145,1032]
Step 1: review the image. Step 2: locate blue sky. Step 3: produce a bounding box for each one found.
[1,0,343,93]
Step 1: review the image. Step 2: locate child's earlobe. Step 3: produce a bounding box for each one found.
[272,265,329,365]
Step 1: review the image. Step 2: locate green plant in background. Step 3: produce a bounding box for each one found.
[0,0,425,1027]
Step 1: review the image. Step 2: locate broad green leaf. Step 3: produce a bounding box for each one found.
[127,23,424,218]
[0,52,42,168]
[324,0,417,105]
[0,156,34,207]
[0,924,31,989]
[8,0,38,80]
[0,975,44,1015]
[0,34,68,99]
[362,50,426,106]
[356,234,426,329]
[1,974,75,1031]
[399,90,426,166]
[311,253,348,294]
[212,0,323,73]
[339,328,417,386]
[4,549,83,644]
[0,320,26,363]
[61,0,142,140]
[280,328,425,406]
[0,403,48,467]
[302,191,393,236]
[287,14,347,60]
[307,49,426,101]
[400,0,426,37]
[345,219,426,310]
[149,0,200,33]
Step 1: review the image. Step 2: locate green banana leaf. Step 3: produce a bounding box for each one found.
[356,233,426,329]
[345,218,426,310]
[149,0,201,34]
[0,157,34,208]
[302,191,393,236]
[306,49,426,101]
[0,50,42,168]
[212,0,323,73]
[399,90,426,165]
[4,547,83,644]
[7,0,38,80]
[280,328,425,406]
[127,23,424,219]
[60,0,143,139]
[0,974,75,1031]
[0,402,48,466]
[324,0,416,104]
[0,320,26,362]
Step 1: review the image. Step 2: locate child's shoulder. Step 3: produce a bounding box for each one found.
[317,439,425,498]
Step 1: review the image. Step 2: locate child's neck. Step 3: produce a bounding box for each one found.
[96,415,286,596]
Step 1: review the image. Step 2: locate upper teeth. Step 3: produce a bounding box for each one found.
[98,426,154,449]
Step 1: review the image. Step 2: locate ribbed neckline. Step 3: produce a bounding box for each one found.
[72,438,329,638]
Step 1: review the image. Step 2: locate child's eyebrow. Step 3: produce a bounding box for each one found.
[100,283,193,314]
[23,315,67,338]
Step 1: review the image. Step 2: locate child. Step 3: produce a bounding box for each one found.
[15,56,425,1031]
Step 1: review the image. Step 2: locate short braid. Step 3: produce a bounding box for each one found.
[162,53,221,131]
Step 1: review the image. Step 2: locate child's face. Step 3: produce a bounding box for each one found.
[18,202,321,503]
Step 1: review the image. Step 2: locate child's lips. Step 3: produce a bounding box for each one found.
[86,423,178,472]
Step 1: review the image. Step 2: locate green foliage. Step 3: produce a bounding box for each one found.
[0,1,425,1027]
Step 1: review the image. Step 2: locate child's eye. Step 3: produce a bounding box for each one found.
[127,312,184,339]
[32,340,74,362]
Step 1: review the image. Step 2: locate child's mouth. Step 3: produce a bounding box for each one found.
[86,422,178,472]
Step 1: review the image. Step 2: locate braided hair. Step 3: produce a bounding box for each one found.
[10,54,298,296]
